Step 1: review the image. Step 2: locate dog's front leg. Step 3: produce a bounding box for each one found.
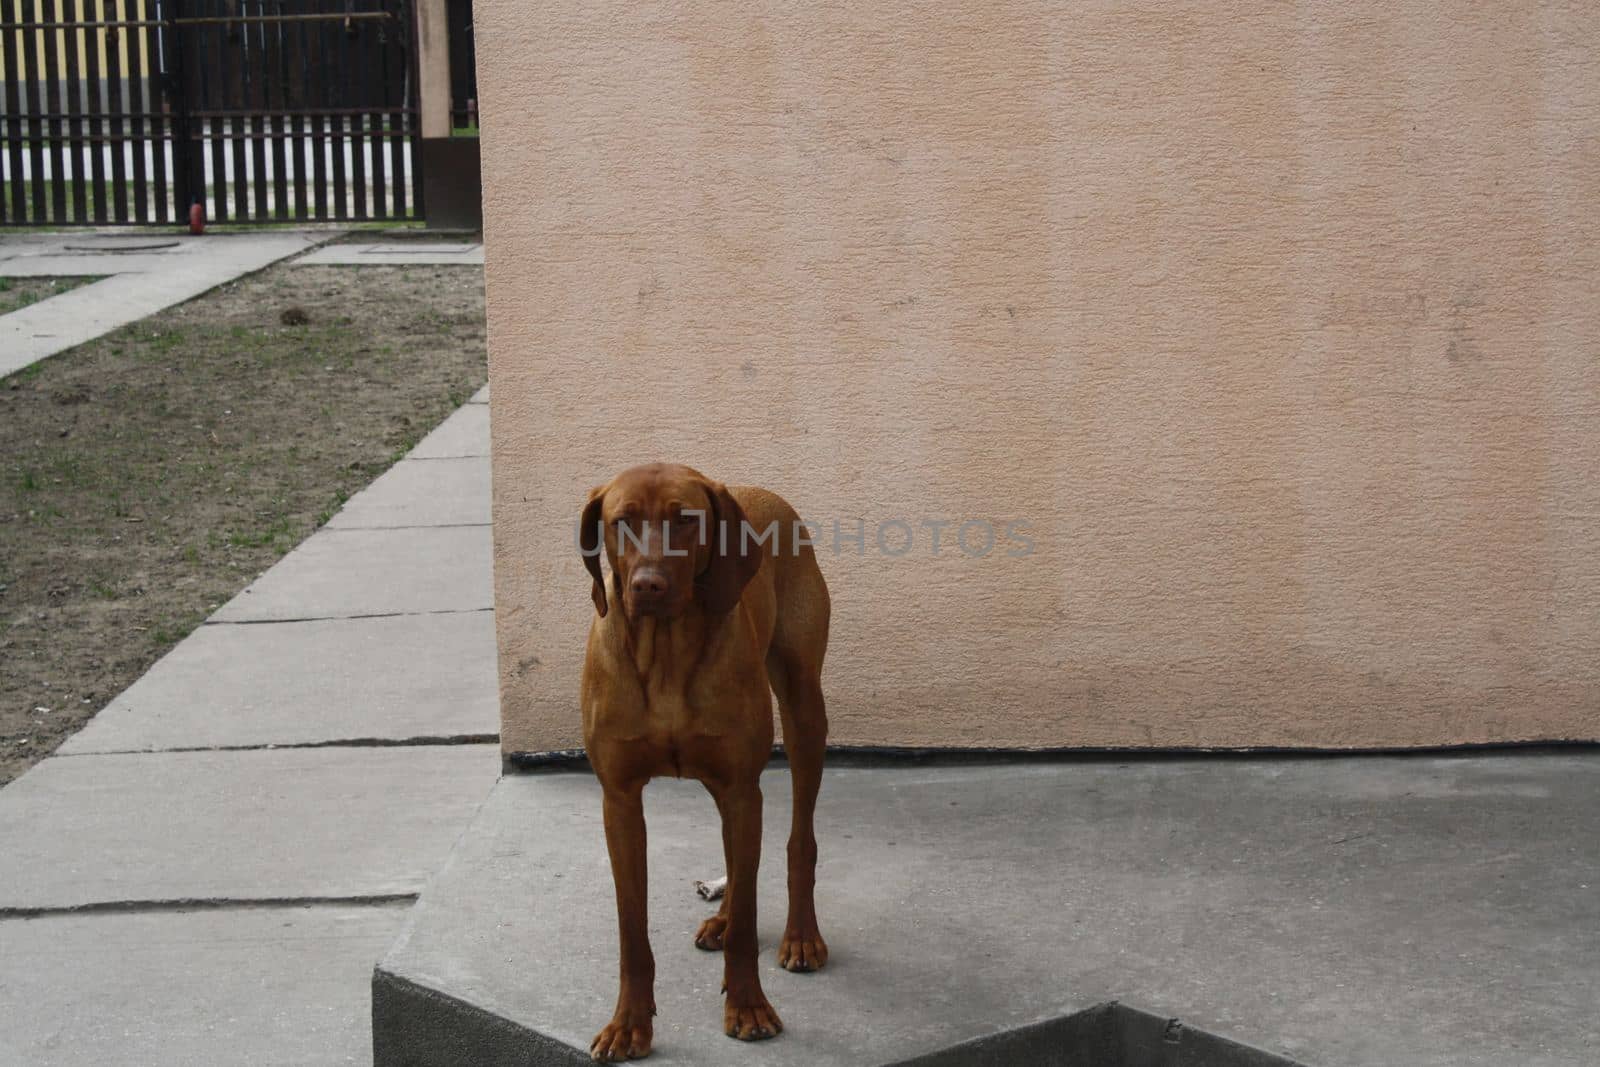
[591,782,655,1062]
[716,781,783,1041]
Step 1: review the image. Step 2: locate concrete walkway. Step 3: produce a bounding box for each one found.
[0,387,498,1066]
[0,231,334,377]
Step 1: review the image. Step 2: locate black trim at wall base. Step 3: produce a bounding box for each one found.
[372,967,1308,1067]
[503,739,1599,776]
[419,136,482,230]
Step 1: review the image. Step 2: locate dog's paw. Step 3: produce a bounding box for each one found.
[724,996,783,1041]
[693,912,728,952]
[590,1013,653,1061]
[778,926,829,972]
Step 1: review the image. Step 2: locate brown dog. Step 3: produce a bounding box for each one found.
[579,463,831,1061]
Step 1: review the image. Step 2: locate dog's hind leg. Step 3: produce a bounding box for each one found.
[767,596,830,973]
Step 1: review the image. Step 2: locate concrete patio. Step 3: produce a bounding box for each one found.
[376,753,1600,1067]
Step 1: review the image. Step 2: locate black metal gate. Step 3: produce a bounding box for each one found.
[1,0,420,226]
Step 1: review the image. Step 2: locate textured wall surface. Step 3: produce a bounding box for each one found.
[479,2,1600,754]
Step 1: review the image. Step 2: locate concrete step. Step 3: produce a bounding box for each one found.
[372,754,1600,1066]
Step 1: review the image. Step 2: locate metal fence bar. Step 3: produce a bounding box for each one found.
[351,2,369,219]
[384,5,403,218]
[2,1,31,222]
[61,0,88,220]
[288,0,306,219]
[308,10,327,220]
[129,0,152,220]
[82,0,108,221]
[25,1,49,219]
[267,1,287,219]
[227,6,248,221]
[292,0,310,219]
[328,0,347,219]
[102,0,129,220]
[26,0,42,220]
[166,0,195,220]
[40,0,68,220]
[203,7,226,221]
[149,4,172,223]
[247,0,266,218]
[329,115,346,219]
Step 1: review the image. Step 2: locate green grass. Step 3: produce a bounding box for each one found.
[0,275,101,316]
[0,180,63,225]
[314,487,351,528]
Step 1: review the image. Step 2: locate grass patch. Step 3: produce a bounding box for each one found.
[0,262,487,784]
[0,180,62,225]
[0,275,101,316]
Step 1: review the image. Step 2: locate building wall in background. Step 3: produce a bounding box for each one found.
[477,2,1600,755]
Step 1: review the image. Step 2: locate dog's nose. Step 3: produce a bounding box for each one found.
[630,569,669,598]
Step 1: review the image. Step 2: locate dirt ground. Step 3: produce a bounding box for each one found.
[0,261,486,784]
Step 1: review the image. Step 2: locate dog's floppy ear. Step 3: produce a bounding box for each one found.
[579,486,608,617]
[696,481,761,615]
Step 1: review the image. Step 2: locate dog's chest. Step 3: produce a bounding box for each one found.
[589,615,767,780]
[637,665,766,780]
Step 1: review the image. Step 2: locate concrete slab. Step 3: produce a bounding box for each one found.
[0,231,332,377]
[58,611,498,755]
[0,903,405,1067]
[0,231,197,277]
[469,383,489,404]
[376,754,1600,1067]
[326,456,490,529]
[407,401,490,458]
[297,242,485,266]
[210,525,492,623]
[0,745,499,912]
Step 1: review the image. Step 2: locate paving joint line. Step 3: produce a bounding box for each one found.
[401,454,491,461]
[0,894,418,921]
[56,735,500,757]
[202,607,494,627]
[319,522,492,532]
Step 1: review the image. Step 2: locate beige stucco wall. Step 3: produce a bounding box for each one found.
[479,2,1600,755]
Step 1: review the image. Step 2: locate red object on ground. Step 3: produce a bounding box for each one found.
[188,202,205,235]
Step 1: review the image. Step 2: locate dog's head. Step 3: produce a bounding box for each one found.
[579,463,758,622]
